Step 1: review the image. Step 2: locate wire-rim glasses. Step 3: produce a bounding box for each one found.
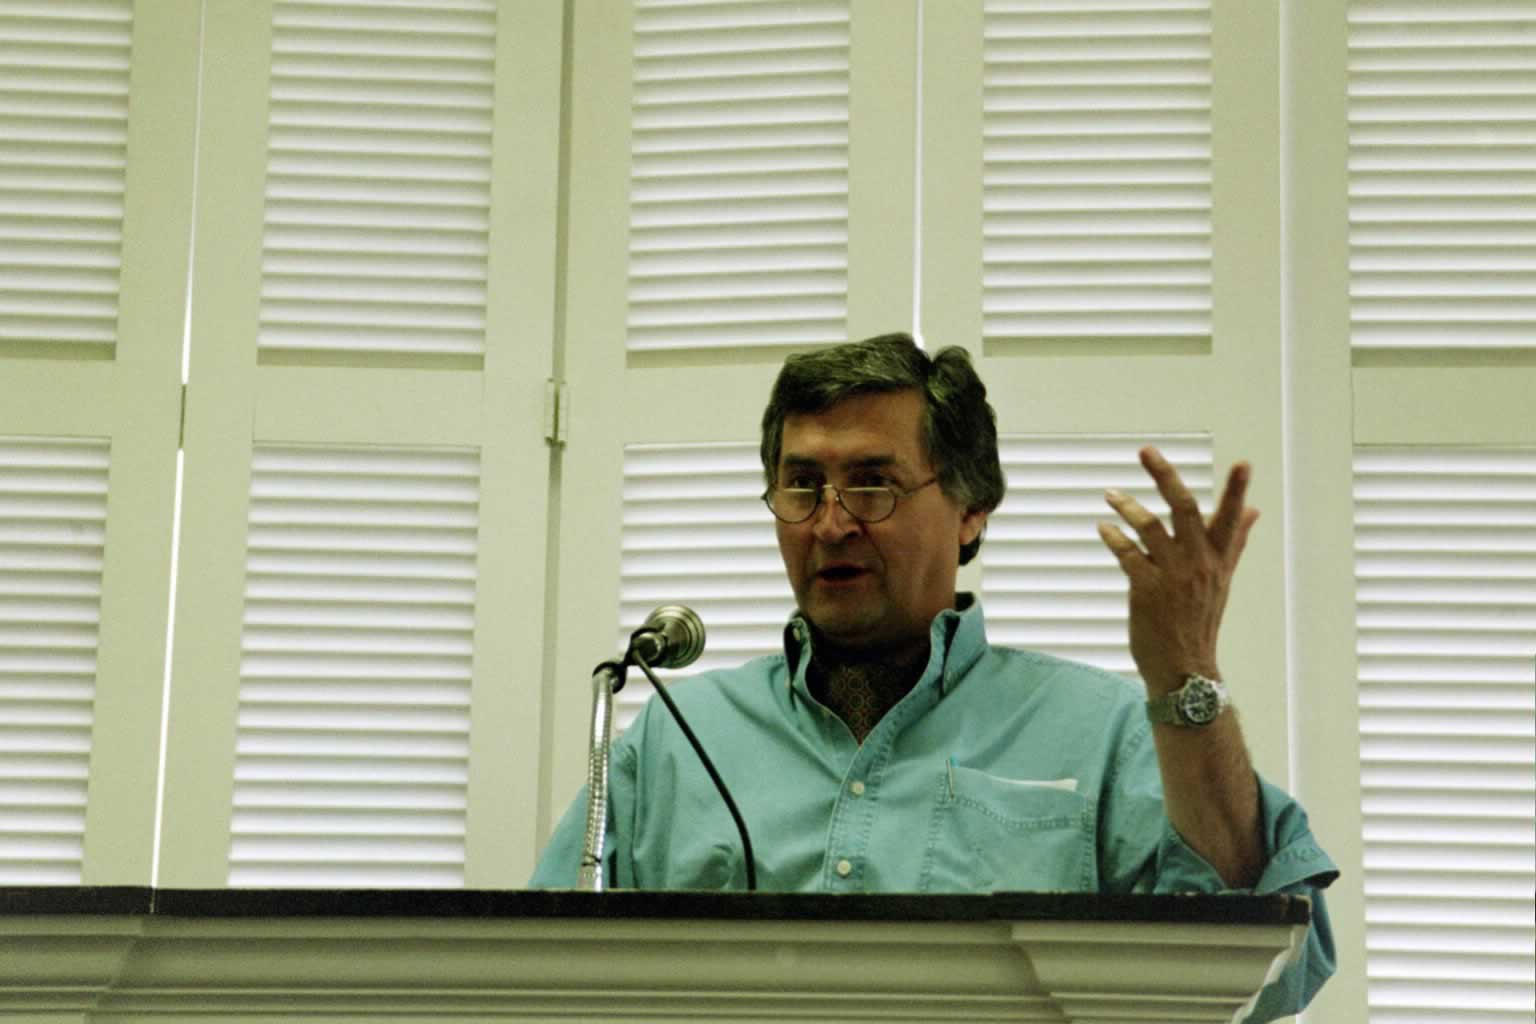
[762,478,938,524]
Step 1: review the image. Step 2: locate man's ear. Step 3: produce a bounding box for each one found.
[960,508,987,548]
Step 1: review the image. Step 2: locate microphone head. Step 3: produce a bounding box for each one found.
[641,604,706,670]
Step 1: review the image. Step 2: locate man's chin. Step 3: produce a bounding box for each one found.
[799,606,893,653]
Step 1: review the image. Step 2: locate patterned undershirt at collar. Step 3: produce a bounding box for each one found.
[808,651,926,743]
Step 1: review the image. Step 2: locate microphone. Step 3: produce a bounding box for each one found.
[627,604,705,670]
[622,603,755,889]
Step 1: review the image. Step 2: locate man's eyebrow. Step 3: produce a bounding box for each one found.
[779,455,899,470]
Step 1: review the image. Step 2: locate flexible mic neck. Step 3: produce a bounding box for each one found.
[622,604,757,890]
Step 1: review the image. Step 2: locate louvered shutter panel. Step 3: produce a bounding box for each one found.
[617,442,793,729]
[627,0,850,351]
[983,435,1212,676]
[157,0,557,888]
[230,444,479,887]
[1348,1,1536,352]
[0,437,108,884]
[0,0,131,355]
[1354,448,1536,1023]
[0,1,123,884]
[981,0,1211,346]
[260,0,496,362]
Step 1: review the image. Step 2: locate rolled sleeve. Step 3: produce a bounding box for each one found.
[1154,776,1340,895]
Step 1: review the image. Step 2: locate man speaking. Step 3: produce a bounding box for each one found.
[532,333,1337,1020]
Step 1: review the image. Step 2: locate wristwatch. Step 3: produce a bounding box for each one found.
[1145,673,1229,727]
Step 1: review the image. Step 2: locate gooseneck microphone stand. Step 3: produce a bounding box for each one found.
[576,658,625,892]
[578,605,701,892]
[576,605,755,892]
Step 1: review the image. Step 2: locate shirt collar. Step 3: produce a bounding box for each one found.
[782,593,989,701]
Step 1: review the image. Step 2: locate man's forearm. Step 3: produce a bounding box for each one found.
[1150,712,1265,888]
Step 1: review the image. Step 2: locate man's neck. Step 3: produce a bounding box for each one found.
[807,638,930,745]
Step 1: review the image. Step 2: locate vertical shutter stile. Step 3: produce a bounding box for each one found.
[981,0,1212,348]
[1354,448,1536,1023]
[627,0,851,352]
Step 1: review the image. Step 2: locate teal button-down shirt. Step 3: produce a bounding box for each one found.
[532,597,1338,1020]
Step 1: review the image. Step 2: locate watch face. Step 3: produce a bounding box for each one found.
[1178,679,1222,725]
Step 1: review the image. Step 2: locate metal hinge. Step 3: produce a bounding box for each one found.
[544,378,569,446]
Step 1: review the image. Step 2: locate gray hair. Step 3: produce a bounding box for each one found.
[760,333,1006,566]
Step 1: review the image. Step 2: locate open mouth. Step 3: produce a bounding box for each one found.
[817,566,868,582]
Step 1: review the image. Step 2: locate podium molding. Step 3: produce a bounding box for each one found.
[2,887,1308,1023]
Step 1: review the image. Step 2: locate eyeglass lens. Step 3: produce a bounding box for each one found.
[769,486,895,524]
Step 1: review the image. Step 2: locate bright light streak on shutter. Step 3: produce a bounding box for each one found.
[259,0,496,361]
[617,442,793,730]
[982,0,1211,346]
[0,1,131,353]
[1348,2,1536,351]
[0,437,108,884]
[982,435,1212,676]
[1354,448,1536,1023]
[230,444,480,887]
[627,0,850,352]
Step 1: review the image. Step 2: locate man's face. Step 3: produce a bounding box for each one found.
[773,390,987,655]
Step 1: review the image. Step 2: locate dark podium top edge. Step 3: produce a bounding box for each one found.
[0,886,1310,926]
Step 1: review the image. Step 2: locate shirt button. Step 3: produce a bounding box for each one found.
[849,780,866,797]
[835,859,853,878]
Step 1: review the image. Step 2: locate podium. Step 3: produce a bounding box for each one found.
[3,887,1308,1022]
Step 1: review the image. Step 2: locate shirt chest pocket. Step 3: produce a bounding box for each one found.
[919,764,1095,893]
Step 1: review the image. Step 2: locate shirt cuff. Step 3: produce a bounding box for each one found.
[1252,774,1341,894]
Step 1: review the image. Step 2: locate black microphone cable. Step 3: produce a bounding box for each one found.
[630,649,758,892]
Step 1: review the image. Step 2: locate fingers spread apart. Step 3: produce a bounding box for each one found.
[1097,521,1154,584]
[1101,449,1261,575]
[1206,460,1252,553]
[1141,447,1205,541]
[1104,487,1171,561]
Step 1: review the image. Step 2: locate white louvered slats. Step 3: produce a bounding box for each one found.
[231,444,480,887]
[982,435,1212,676]
[0,437,108,884]
[0,0,131,353]
[259,0,496,361]
[982,0,1211,346]
[1348,1,1536,352]
[1354,448,1536,1024]
[618,442,793,729]
[627,0,850,352]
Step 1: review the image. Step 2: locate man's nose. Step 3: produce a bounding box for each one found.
[810,485,860,540]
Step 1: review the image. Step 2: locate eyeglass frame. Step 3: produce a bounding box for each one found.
[761,477,940,525]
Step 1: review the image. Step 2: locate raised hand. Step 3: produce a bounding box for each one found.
[1096,447,1261,697]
